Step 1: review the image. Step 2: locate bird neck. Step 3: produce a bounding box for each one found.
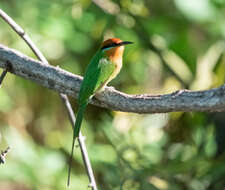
[104,46,124,63]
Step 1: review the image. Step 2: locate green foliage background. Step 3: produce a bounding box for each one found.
[0,0,225,189]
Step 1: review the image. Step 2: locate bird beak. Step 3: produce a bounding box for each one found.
[117,41,133,46]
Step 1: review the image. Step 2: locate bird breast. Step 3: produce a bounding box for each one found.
[109,59,122,81]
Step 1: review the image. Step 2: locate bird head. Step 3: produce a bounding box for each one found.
[101,38,133,61]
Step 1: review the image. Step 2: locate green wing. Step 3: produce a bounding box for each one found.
[94,57,116,92]
[78,50,115,105]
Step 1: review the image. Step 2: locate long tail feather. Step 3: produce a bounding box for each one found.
[67,103,87,186]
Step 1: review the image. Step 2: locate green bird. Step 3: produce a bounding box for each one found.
[67,38,133,185]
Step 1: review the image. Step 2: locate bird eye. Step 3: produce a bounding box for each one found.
[101,43,117,50]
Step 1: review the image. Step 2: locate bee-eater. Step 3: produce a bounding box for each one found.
[67,38,133,185]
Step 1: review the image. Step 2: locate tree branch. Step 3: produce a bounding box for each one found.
[0,44,225,113]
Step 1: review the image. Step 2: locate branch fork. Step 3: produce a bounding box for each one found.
[0,9,98,190]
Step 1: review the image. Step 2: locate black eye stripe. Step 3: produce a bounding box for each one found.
[101,42,118,50]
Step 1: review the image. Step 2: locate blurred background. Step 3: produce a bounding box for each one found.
[0,0,225,189]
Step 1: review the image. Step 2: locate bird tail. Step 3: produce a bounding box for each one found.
[74,103,87,137]
[67,102,87,186]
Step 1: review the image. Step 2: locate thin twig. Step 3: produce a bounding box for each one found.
[0,147,10,164]
[0,9,48,64]
[0,69,7,88]
[0,9,98,190]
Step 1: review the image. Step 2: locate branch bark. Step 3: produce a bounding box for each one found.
[1,44,225,113]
